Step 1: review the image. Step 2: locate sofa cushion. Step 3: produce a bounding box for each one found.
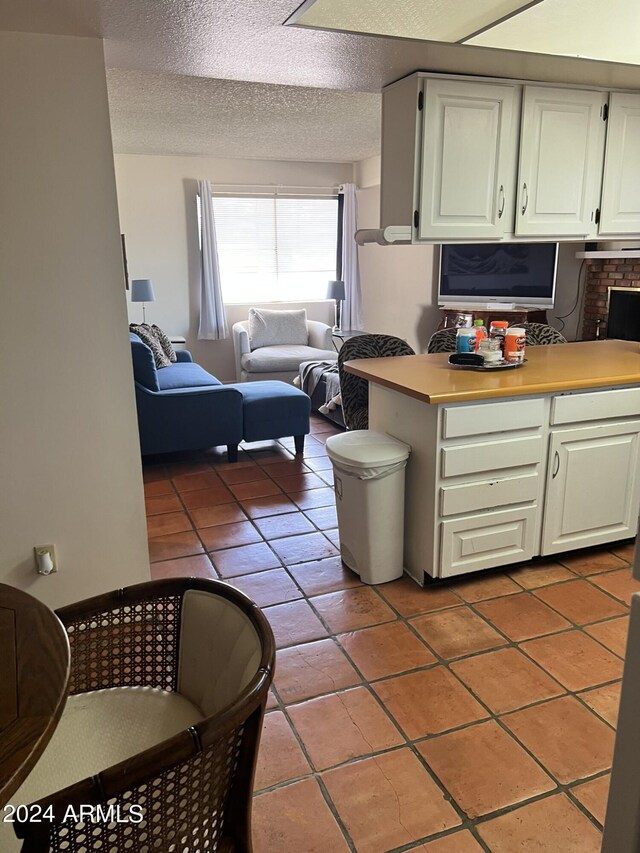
[130,323,171,368]
[157,363,222,390]
[130,332,160,391]
[241,345,337,373]
[151,324,178,362]
[248,307,308,349]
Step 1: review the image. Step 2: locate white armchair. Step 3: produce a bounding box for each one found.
[232,312,337,383]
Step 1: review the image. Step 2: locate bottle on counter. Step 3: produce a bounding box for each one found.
[489,320,509,354]
[456,327,477,353]
[473,319,487,351]
[504,327,526,363]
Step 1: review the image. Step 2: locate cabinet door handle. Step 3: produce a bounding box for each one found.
[552,450,560,479]
[498,185,505,219]
[521,183,529,216]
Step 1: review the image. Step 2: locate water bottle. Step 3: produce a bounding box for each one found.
[473,319,487,352]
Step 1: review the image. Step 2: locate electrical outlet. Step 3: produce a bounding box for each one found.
[34,544,57,574]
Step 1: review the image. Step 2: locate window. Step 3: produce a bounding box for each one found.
[211,194,339,303]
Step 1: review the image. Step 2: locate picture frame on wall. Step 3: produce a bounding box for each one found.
[121,233,130,290]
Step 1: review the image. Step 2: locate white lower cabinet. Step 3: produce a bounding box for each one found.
[369,384,640,582]
[441,505,537,577]
[435,392,640,579]
[541,421,640,554]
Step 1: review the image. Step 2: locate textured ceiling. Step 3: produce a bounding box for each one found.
[3,0,640,162]
[107,70,382,161]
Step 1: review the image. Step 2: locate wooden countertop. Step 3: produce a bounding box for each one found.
[344,340,640,405]
[0,584,70,806]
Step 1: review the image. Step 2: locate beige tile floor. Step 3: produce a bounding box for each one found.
[143,415,638,852]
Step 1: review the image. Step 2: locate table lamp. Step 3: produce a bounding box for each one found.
[131,279,156,324]
[327,280,346,332]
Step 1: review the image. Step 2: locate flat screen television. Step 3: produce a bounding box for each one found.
[438,243,558,308]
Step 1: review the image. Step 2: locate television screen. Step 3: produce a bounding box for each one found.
[439,243,558,307]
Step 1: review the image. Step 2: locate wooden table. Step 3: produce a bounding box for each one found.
[0,584,70,806]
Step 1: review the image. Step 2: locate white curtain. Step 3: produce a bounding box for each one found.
[197,180,228,340]
[340,183,364,330]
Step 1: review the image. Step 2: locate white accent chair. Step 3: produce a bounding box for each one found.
[232,318,337,383]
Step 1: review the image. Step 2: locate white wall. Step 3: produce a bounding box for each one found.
[355,157,585,348]
[0,32,149,608]
[114,154,353,380]
[356,157,437,352]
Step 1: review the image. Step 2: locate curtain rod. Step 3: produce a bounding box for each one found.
[209,182,344,191]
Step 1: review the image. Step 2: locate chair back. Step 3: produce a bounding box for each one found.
[16,579,275,853]
[427,328,458,353]
[514,322,567,346]
[338,334,415,430]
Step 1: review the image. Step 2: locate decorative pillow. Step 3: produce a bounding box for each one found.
[129,323,170,369]
[248,308,308,350]
[151,325,177,363]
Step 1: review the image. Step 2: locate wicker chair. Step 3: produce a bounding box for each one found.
[338,334,415,430]
[11,578,275,853]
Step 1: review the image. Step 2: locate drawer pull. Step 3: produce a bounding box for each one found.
[552,450,560,479]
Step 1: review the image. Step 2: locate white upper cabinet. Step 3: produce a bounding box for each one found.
[418,79,519,240]
[599,93,640,235]
[380,73,640,243]
[516,86,607,238]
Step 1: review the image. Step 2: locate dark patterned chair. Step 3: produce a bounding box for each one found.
[11,578,275,853]
[514,322,567,346]
[427,328,458,353]
[338,334,415,430]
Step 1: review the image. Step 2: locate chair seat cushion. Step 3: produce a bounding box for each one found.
[157,363,222,390]
[13,687,204,806]
[242,345,336,373]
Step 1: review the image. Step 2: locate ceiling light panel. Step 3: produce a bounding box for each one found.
[288,0,541,43]
[467,0,640,65]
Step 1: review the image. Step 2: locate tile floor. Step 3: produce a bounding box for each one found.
[143,415,639,853]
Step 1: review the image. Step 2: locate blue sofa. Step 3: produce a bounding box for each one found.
[130,333,310,460]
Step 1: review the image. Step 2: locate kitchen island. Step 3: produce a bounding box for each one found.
[345,340,640,583]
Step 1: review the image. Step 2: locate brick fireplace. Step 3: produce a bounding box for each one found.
[582,254,640,339]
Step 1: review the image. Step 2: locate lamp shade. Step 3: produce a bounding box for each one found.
[131,279,156,303]
[327,280,346,301]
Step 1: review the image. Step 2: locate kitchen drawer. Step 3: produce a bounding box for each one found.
[441,435,543,478]
[552,388,640,425]
[440,505,537,577]
[440,473,539,517]
[442,397,544,440]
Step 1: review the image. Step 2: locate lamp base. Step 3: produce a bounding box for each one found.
[333,300,342,333]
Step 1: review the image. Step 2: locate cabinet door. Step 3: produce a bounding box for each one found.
[419,79,519,240]
[516,86,607,237]
[542,421,640,555]
[600,93,640,236]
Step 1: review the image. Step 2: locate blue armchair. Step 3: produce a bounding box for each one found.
[130,333,243,461]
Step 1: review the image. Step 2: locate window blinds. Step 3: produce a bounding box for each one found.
[211,196,339,303]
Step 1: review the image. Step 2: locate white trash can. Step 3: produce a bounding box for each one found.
[325,430,411,585]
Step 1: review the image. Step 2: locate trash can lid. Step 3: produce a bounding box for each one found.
[325,430,411,469]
